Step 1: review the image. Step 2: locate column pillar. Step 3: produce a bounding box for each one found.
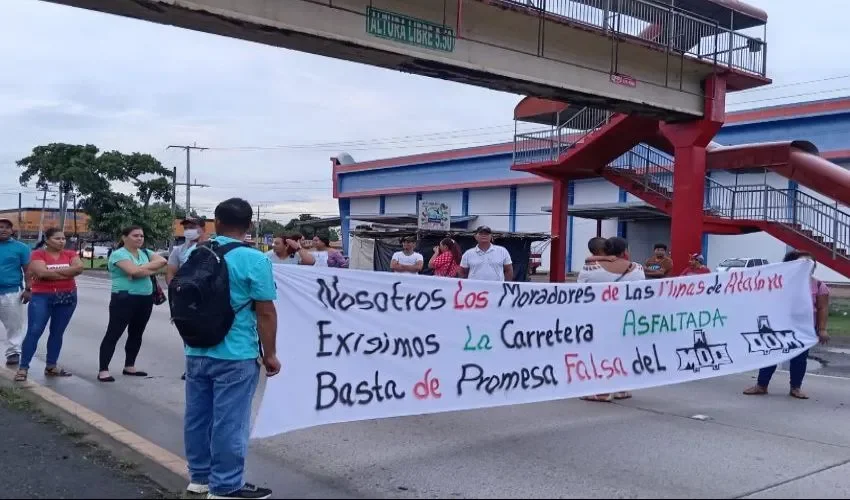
[660,75,726,274]
[549,179,568,283]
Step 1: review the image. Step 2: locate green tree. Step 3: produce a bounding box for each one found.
[17,143,103,231]
[283,214,339,241]
[18,144,175,245]
[257,219,286,237]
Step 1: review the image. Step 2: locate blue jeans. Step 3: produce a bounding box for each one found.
[184,356,259,495]
[757,349,809,389]
[20,292,78,370]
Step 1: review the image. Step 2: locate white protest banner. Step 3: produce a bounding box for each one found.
[252,260,817,438]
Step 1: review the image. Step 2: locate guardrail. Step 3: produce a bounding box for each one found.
[607,149,848,258]
[513,107,612,165]
[501,0,767,76]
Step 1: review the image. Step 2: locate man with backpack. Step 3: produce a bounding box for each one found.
[169,198,280,500]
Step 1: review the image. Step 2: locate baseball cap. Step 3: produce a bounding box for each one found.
[475,225,492,234]
[0,217,13,226]
[689,253,705,264]
[181,216,205,226]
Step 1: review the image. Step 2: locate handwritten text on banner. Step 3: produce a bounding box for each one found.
[253,260,817,438]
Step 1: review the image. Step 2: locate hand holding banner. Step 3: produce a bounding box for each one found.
[252,260,816,438]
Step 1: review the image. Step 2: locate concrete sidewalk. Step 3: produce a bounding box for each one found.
[0,387,172,499]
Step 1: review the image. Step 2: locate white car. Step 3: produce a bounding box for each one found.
[716,257,769,272]
[81,245,111,259]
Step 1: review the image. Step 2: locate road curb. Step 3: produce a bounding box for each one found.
[0,366,189,490]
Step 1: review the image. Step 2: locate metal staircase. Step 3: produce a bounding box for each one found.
[604,144,850,274]
[511,106,850,276]
[513,107,613,165]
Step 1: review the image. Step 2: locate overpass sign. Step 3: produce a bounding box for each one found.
[366,6,455,53]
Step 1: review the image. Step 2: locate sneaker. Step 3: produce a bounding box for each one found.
[187,483,210,494]
[207,483,272,499]
[5,354,19,366]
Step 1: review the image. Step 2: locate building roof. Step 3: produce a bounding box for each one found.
[334,97,850,177]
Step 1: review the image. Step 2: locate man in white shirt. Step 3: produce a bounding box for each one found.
[459,226,513,281]
[391,236,424,274]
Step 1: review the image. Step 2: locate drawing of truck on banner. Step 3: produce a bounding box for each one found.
[676,330,733,373]
[740,315,804,355]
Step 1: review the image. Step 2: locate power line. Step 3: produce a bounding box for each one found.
[728,88,850,107]
[732,74,850,95]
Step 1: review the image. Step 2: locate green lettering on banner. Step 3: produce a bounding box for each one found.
[365,6,455,53]
[621,308,728,337]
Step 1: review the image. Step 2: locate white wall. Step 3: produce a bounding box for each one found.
[349,196,381,229]
[349,197,380,216]
[626,221,671,264]
[384,194,417,215]
[516,184,553,272]
[468,187,510,230]
[570,180,619,271]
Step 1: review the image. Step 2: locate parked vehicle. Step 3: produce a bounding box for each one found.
[716,257,769,272]
[81,245,111,260]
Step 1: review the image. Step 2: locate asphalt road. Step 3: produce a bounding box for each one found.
[9,275,850,499]
[0,389,168,499]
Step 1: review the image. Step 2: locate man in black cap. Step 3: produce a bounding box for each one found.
[0,217,31,366]
[166,217,209,285]
[459,226,513,281]
[167,217,208,382]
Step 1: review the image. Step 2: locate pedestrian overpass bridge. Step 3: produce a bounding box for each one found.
[43,0,769,120]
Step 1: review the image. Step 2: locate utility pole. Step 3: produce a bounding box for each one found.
[37,186,49,242]
[170,166,177,251]
[17,193,21,233]
[167,143,208,214]
[255,205,261,244]
[72,193,78,247]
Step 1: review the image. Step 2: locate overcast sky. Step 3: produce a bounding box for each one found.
[1,0,847,221]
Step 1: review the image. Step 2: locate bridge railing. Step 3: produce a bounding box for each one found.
[499,0,767,77]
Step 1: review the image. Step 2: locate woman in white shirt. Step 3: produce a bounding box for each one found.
[577,236,645,402]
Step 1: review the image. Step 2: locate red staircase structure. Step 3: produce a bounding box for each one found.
[511,80,850,281]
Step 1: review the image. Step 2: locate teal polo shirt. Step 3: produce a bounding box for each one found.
[0,239,30,294]
[185,236,277,360]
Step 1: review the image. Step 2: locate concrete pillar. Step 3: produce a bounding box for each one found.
[660,75,726,275]
[549,179,568,283]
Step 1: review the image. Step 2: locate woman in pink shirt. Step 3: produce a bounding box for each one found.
[743,250,830,399]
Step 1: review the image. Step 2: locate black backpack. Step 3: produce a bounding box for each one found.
[168,241,250,348]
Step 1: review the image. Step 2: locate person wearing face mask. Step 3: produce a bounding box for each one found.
[167,217,208,381]
[167,217,209,284]
[743,250,830,399]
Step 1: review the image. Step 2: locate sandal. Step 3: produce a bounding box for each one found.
[14,369,27,382]
[44,366,72,378]
[581,393,614,402]
[790,388,809,400]
[743,385,768,395]
[614,391,632,400]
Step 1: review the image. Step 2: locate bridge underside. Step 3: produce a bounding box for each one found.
[43,0,766,120]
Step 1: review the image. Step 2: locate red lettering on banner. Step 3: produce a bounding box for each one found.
[453,280,489,310]
[601,285,620,302]
[413,369,442,400]
[564,353,628,383]
[724,271,776,295]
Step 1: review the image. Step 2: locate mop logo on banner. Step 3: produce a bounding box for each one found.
[251,260,818,438]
